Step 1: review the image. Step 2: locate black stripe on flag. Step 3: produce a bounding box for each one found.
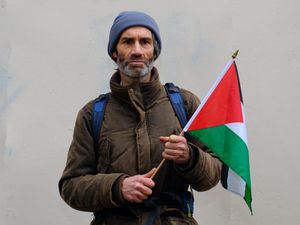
[221,163,229,189]
[233,61,244,104]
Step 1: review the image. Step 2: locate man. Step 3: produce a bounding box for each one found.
[59,11,221,225]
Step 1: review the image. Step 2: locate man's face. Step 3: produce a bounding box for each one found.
[114,26,155,78]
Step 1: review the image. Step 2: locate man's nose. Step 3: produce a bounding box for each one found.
[131,41,142,55]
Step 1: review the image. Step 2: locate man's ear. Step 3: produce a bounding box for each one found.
[112,51,117,60]
[153,51,157,59]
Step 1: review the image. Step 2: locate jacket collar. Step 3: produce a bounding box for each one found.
[110,67,164,109]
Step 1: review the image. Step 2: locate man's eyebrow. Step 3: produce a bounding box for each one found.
[120,36,133,39]
[141,37,153,40]
[120,36,152,40]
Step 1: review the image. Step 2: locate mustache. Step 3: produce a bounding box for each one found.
[128,55,146,62]
[124,57,153,66]
[116,54,155,68]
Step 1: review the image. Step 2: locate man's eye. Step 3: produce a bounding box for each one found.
[141,39,151,45]
[123,39,133,44]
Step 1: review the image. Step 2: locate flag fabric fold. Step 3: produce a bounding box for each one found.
[183,59,252,213]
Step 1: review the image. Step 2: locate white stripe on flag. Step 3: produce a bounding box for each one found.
[225,122,248,146]
[227,168,246,198]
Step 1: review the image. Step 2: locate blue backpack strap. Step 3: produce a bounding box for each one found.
[164,83,188,128]
[182,189,194,218]
[165,83,194,217]
[92,93,109,150]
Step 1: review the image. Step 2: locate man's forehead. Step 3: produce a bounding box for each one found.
[120,26,153,38]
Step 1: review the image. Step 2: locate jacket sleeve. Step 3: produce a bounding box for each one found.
[58,103,124,212]
[174,89,222,191]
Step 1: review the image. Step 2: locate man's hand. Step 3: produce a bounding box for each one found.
[121,168,156,203]
[160,134,190,164]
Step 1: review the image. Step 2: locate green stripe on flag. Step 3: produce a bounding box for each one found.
[245,184,253,213]
[189,125,251,187]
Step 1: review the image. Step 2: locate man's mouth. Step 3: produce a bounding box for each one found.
[127,60,145,66]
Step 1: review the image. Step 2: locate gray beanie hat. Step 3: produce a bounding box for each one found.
[107,11,162,60]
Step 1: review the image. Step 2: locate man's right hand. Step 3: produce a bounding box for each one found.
[121,168,156,203]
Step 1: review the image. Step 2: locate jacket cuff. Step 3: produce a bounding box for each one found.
[112,174,129,206]
[174,143,199,173]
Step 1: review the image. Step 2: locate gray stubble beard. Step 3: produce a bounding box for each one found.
[117,58,154,78]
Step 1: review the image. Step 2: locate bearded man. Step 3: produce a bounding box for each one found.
[59,11,221,225]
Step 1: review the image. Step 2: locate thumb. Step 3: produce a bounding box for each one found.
[143,168,157,178]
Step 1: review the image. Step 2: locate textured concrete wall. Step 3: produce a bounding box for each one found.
[0,0,299,224]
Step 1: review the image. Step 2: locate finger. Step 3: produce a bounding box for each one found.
[162,152,187,164]
[138,185,153,196]
[168,134,186,144]
[135,191,149,202]
[165,142,187,150]
[164,149,184,157]
[132,181,153,196]
[163,148,189,162]
[159,136,169,143]
[143,168,156,178]
[129,191,147,203]
[142,169,156,188]
[131,178,154,193]
[139,177,155,189]
[162,152,180,161]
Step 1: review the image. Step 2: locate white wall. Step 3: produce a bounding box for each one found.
[1,0,299,224]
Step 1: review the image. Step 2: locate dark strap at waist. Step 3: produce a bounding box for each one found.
[94,191,193,219]
[137,192,184,211]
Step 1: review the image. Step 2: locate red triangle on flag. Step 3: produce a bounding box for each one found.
[188,63,243,130]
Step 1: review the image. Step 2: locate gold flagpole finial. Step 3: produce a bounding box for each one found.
[232,50,239,59]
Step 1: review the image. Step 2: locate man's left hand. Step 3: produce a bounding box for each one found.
[160,134,190,164]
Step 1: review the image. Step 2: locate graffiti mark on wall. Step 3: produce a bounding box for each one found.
[0,88,22,114]
[0,67,22,114]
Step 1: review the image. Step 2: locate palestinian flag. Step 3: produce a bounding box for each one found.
[183,59,252,213]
